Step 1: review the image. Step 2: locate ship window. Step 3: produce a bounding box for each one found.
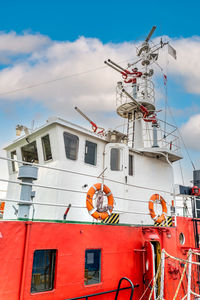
[42,135,52,161]
[129,154,134,176]
[21,141,39,163]
[85,141,97,165]
[11,150,18,172]
[110,148,122,171]
[196,199,200,218]
[63,132,79,160]
[31,249,56,293]
[85,249,101,285]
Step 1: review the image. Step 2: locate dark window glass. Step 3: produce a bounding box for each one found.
[129,154,134,176]
[21,141,38,163]
[196,199,200,209]
[110,148,121,171]
[42,135,52,161]
[196,199,200,217]
[11,150,18,172]
[31,249,56,293]
[85,249,101,285]
[85,141,97,165]
[63,132,79,160]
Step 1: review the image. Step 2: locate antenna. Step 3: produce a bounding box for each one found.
[137,26,157,57]
[145,26,156,42]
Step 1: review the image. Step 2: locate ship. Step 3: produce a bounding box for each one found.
[0,26,200,300]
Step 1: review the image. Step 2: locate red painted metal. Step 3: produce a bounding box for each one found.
[144,241,155,299]
[0,217,198,300]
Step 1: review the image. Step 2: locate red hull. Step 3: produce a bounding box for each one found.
[0,217,198,300]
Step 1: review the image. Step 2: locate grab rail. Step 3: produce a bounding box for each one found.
[65,277,138,300]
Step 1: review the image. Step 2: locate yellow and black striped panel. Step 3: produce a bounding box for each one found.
[154,216,173,227]
[102,213,119,224]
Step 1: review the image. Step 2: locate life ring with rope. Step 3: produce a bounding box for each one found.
[149,194,167,223]
[86,183,114,220]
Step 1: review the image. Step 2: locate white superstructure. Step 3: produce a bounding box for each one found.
[2,27,186,225]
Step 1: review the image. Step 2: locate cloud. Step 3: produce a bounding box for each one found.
[163,36,200,94]
[180,114,200,151]
[1,32,200,186]
[0,32,200,127]
[0,31,51,63]
[0,34,137,121]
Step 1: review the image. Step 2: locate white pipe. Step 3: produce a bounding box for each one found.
[187,249,192,300]
[160,249,165,299]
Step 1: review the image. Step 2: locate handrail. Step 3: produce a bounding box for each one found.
[114,277,134,300]
[65,277,138,300]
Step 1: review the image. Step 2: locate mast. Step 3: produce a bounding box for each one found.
[105,26,175,149]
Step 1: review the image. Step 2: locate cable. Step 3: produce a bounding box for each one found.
[0,65,107,97]
[167,105,196,170]
[0,54,138,97]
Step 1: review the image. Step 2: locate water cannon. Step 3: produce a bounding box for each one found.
[75,107,105,135]
[104,59,143,84]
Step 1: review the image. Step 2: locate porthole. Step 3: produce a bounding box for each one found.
[179,232,185,245]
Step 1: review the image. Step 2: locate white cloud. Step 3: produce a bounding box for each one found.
[0,34,138,124]
[180,114,200,151]
[162,36,200,94]
[0,31,50,57]
[1,32,200,186]
[0,32,200,130]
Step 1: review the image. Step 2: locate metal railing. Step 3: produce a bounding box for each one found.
[65,277,138,300]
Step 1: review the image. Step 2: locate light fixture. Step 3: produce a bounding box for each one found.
[16,125,30,136]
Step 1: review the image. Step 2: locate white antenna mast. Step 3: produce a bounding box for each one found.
[105,26,176,148]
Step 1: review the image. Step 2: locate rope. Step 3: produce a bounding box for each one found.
[138,277,154,300]
[191,249,200,256]
[164,249,200,299]
[164,250,200,266]
[191,290,200,297]
[148,259,162,300]
[173,252,190,300]
[0,197,150,216]
[0,156,173,195]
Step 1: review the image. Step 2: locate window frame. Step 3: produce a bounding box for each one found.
[110,148,122,171]
[10,150,18,173]
[41,134,53,162]
[63,131,79,161]
[21,140,39,164]
[128,153,134,176]
[31,249,57,294]
[84,249,101,286]
[84,140,97,166]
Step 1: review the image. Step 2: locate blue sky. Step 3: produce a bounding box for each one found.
[0,0,200,184]
[1,0,199,42]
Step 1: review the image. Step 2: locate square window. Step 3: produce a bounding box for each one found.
[129,154,134,176]
[21,141,39,163]
[85,141,97,165]
[42,135,52,161]
[63,132,79,160]
[31,249,56,293]
[10,150,18,172]
[110,148,121,171]
[85,249,101,285]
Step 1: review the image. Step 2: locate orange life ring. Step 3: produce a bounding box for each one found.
[86,183,114,220]
[149,194,167,223]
